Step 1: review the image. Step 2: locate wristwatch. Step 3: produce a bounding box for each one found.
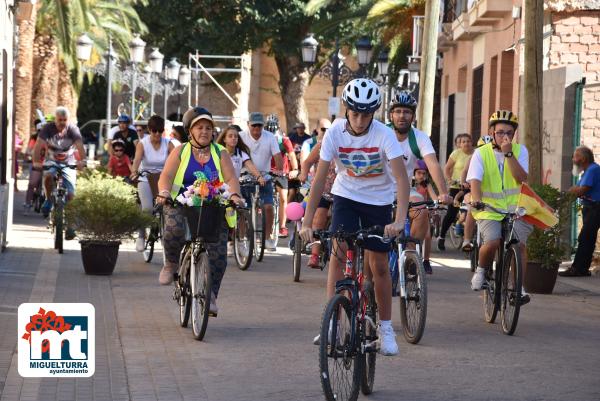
[504,151,513,158]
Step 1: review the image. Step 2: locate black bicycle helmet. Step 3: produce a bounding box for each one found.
[389,90,417,112]
[182,107,213,134]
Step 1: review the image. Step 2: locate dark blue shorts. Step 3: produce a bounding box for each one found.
[330,195,393,252]
[241,181,274,206]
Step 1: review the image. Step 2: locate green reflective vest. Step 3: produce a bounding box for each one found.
[171,142,236,228]
[472,143,522,221]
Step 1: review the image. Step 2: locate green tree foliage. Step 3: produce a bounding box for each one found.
[77,74,108,124]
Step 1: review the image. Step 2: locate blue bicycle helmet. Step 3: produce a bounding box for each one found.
[117,114,130,123]
[342,78,382,114]
[389,91,418,112]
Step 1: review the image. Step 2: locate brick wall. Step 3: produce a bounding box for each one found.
[549,10,600,156]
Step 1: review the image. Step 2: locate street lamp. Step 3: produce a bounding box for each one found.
[301,34,375,119]
[377,48,389,78]
[148,47,164,114]
[128,34,146,120]
[164,58,180,119]
[76,34,115,154]
[376,48,390,122]
[177,66,191,113]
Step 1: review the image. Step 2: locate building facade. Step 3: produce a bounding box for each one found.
[438,0,599,191]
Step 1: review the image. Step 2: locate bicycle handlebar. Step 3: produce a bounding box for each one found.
[43,163,78,171]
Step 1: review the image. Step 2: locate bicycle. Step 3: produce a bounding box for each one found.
[233,200,254,271]
[473,202,528,335]
[316,226,385,401]
[135,170,164,263]
[173,200,243,341]
[43,162,77,254]
[428,203,446,238]
[290,197,331,282]
[388,200,431,344]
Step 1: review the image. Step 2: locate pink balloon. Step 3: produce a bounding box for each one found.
[286,202,305,221]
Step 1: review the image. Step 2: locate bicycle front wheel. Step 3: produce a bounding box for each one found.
[469,238,478,273]
[254,204,266,262]
[399,252,427,344]
[191,250,212,341]
[177,245,192,327]
[359,282,377,395]
[501,245,522,335]
[319,294,360,401]
[448,223,462,249]
[234,209,254,270]
[483,250,501,323]
[271,200,280,248]
[143,225,156,263]
[54,202,64,254]
[292,224,302,282]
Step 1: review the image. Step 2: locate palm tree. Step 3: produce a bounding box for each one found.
[306,0,425,81]
[16,0,147,141]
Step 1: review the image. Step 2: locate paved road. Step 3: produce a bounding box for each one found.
[1,186,600,401]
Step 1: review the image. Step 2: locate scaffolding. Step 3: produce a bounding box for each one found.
[187,51,246,123]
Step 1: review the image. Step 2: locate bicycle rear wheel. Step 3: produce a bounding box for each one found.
[319,294,360,401]
[359,282,377,395]
[191,250,212,341]
[234,209,254,270]
[483,250,501,323]
[292,224,302,282]
[399,252,427,344]
[54,202,64,254]
[501,246,522,335]
[177,245,192,327]
[254,204,266,262]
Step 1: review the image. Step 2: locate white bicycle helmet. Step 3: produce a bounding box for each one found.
[342,78,382,114]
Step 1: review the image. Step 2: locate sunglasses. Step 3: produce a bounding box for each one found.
[150,129,161,134]
[114,149,124,153]
[494,130,514,137]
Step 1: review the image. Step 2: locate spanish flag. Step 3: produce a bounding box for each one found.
[516,183,559,229]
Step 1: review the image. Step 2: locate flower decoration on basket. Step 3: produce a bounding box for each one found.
[175,170,231,207]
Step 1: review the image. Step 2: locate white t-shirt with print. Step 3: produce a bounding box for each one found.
[230,149,250,178]
[467,144,529,182]
[320,118,403,205]
[239,129,280,172]
[396,127,436,180]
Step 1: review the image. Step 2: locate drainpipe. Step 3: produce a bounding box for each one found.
[571,77,586,251]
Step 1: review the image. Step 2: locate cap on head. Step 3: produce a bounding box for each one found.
[182,107,213,134]
[293,122,306,129]
[249,112,265,126]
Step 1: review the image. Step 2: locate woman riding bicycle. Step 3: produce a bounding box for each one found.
[130,115,174,252]
[156,107,244,316]
[300,78,410,356]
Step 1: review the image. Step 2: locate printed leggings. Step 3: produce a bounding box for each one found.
[162,204,228,297]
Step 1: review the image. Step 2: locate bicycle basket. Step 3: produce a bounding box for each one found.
[182,204,225,243]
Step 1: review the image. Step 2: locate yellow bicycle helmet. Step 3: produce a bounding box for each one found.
[489,110,518,129]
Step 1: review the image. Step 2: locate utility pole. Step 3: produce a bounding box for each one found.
[416,0,440,134]
[523,0,544,185]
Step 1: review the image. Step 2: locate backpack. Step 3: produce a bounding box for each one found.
[387,123,422,160]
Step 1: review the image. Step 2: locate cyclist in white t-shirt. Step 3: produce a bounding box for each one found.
[300,78,410,356]
[388,91,452,273]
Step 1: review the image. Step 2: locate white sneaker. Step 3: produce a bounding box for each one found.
[209,292,218,316]
[471,267,486,291]
[135,237,145,252]
[265,238,277,251]
[378,324,399,356]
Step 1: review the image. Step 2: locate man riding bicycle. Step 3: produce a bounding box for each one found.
[388,91,451,273]
[467,110,531,304]
[239,112,284,251]
[33,106,86,239]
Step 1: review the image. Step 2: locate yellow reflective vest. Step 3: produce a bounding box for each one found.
[472,143,522,221]
[171,142,236,228]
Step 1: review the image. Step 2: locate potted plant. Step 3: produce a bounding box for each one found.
[524,184,573,293]
[65,170,153,275]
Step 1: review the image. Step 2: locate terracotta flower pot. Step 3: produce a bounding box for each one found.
[524,261,559,294]
[80,240,121,275]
